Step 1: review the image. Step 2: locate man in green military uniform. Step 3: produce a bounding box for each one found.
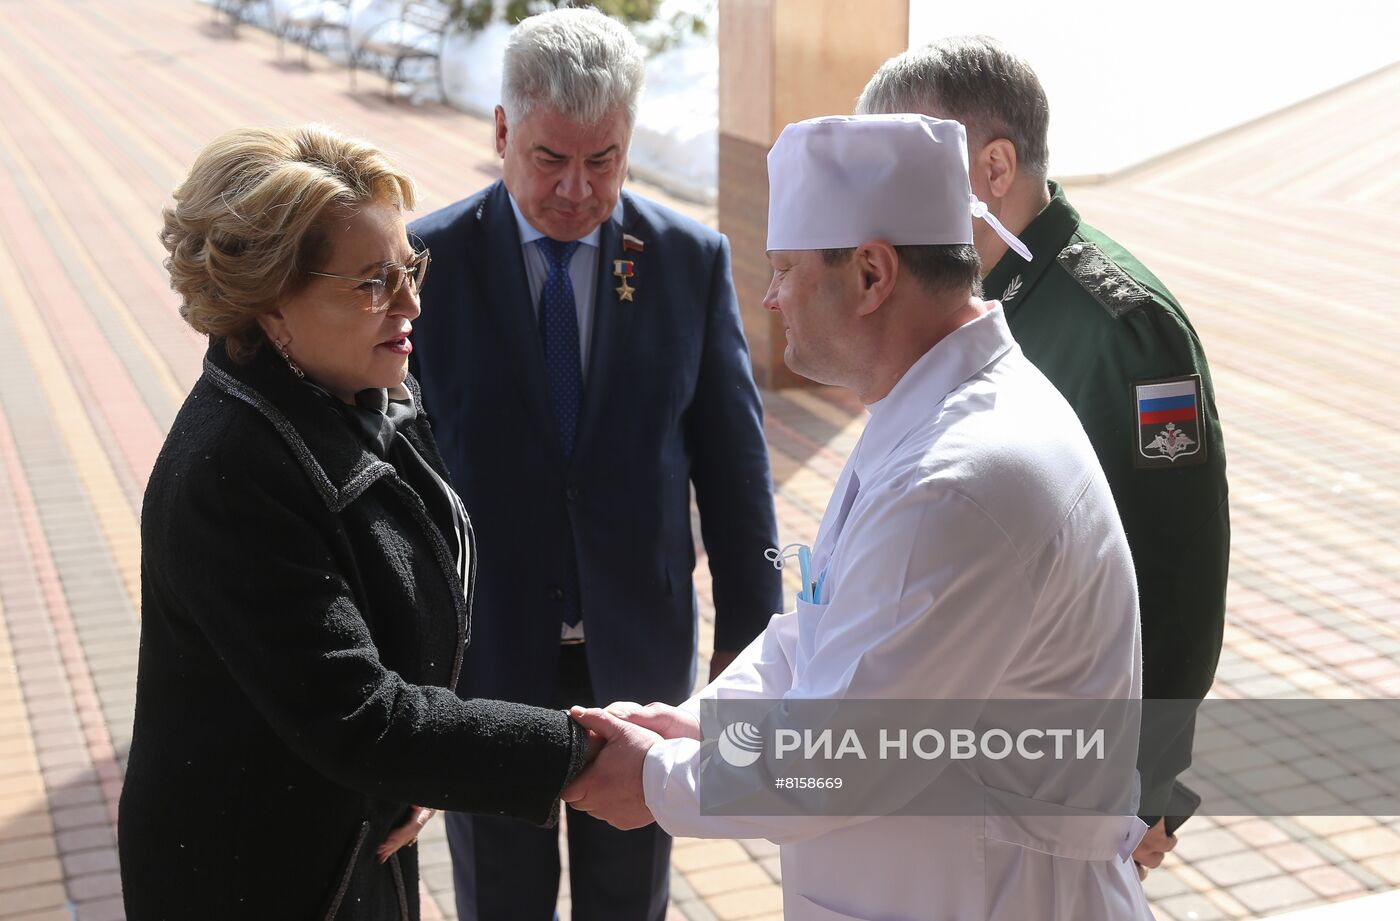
[858,36,1230,877]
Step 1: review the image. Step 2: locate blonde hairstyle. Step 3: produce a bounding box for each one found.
[161,124,417,362]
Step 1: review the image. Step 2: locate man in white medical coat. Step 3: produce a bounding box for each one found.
[564,115,1154,921]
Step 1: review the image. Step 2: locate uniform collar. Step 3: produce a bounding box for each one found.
[853,304,1017,481]
[982,180,1082,317]
[506,192,623,249]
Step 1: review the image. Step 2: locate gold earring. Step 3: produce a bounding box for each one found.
[273,337,304,379]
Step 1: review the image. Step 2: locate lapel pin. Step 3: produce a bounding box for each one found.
[622,233,645,253]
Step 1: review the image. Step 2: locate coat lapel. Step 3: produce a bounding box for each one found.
[573,196,637,466]
[202,343,394,513]
[474,182,561,455]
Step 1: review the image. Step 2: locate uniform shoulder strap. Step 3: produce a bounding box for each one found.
[1056,240,1154,319]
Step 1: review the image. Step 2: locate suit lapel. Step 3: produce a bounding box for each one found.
[574,197,637,466]
[474,182,561,455]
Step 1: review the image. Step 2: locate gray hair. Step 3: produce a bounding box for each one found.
[501,7,646,127]
[856,36,1050,178]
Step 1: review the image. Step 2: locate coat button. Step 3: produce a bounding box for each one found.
[547,587,565,602]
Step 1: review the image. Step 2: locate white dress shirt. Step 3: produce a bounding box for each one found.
[643,305,1153,921]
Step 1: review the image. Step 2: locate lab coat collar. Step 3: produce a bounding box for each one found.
[855,303,1015,481]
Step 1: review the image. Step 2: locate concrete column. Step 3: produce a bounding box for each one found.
[718,0,908,389]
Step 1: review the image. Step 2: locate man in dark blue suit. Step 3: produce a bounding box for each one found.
[408,8,782,920]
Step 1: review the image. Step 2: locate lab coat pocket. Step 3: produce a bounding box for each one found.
[982,806,1150,921]
[982,780,1146,862]
[793,597,829,666]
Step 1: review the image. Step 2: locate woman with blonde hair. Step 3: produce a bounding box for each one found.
[119,124,589,920]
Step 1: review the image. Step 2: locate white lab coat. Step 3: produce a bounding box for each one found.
[643,306,1153,921]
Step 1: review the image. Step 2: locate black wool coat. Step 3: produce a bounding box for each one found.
[119,341,587,921]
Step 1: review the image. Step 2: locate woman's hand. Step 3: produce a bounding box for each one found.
[604,701,703,741]
[377,806,437,864]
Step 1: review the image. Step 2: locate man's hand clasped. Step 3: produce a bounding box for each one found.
[562,701,702,830]
[1132,818,1178,880]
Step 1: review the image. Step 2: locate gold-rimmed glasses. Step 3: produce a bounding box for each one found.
[309,249,430,312]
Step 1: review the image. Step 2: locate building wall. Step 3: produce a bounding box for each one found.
[907,0,1400,179]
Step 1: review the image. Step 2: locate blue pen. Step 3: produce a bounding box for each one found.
[797,545,813,601]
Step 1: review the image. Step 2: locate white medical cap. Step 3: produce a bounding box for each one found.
[765,114,1030,261]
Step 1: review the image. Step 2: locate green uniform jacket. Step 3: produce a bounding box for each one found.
[984,182,1230,812]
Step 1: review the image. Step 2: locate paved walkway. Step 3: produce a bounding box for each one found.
[0,2,1396,919]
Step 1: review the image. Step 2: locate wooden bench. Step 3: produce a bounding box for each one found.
[211,0,270,36]
[351,1,452,102]
[277,0,353,66]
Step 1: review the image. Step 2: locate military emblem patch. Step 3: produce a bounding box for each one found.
[1134,375,1207,468]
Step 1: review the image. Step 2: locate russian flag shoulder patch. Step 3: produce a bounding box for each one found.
[1133,374,1207,468]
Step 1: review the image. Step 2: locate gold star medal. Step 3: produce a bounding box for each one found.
[613,259,636,302]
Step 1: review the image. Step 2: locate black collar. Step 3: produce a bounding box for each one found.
[202,339,414,512]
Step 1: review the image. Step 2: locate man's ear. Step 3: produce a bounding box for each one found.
[853,241,898,318]
[974,138,1019,200]
[494,105,509,159]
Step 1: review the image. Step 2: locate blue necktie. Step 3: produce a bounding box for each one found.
[538,238,583,458]
[537,237,584,627]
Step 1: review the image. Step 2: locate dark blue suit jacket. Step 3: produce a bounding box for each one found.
[409,181,781,708]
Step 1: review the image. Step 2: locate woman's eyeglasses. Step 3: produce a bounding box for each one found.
[309,249,430,312]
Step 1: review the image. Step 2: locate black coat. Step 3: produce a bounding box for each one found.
[119,341,586,921]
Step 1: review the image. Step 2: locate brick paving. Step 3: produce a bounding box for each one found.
[0,1,1397,918]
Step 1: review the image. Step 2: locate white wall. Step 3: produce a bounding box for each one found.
[907,0,1400,178]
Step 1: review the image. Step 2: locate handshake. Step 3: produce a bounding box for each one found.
[376,701,697,864]
[560,701,702,831]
